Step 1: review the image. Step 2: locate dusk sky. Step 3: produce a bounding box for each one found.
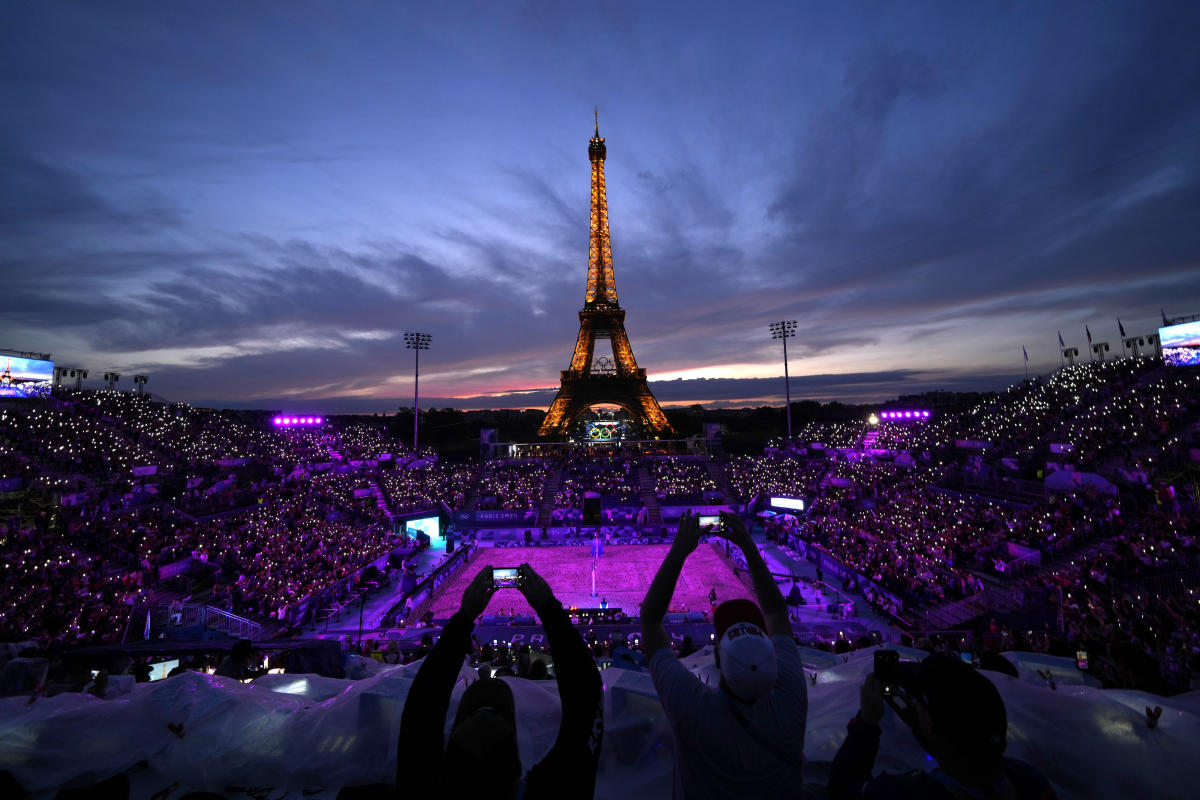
[3,1,1199,413]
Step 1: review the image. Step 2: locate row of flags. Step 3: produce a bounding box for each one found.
[1031,308,1173,365]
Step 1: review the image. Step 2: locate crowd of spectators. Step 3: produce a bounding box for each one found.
[2,355,1198,697]
[795,421,867,449]
[723,454,827,504]
[474,460,554,510]
[555,458,641,507]
[376,462,474,512]
[648,457,717,501]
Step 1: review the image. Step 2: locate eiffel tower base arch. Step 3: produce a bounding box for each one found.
[538,374,671,437]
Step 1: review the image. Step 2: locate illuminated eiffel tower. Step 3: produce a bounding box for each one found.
[539,113,672,437]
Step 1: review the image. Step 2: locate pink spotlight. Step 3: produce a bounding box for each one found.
[903,411,911,418]
[922,411,930,418]
[316,417,323,424]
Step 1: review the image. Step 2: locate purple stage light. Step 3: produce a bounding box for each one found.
[274,415,324,427]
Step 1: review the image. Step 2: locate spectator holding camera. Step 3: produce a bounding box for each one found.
[396,562,603,799]
[642,510,807,799]
[829,651,1056,799]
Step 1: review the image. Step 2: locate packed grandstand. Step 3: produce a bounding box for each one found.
[1,354,1198,798]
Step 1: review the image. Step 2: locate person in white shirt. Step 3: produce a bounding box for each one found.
[642,510,808,799]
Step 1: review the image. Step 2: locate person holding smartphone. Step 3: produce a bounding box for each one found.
[642,510,807,799]
[396,562,603,799]
[828,651,1057,799]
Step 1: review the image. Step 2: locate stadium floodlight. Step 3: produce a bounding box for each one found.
[404,332,432,452]
[133,375,148,394]
[768,320,798,440]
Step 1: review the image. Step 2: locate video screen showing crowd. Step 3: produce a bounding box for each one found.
[0,353,1197,798]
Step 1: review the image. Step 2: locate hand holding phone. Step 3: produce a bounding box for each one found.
[460,565,496,619]
[516,563,554,609]
[874,649,900,697]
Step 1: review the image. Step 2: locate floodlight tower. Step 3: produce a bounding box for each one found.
[404,332,432,453]
[769,320,798,440]
[133,375,148,394]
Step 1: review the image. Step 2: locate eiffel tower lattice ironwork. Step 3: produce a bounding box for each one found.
[539,114,672,437]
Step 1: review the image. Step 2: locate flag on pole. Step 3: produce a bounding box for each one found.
[1086,325,1092,343]
[1118,318,1126,338]
[1023,346,1029,362]
[1058,331,1065,349]
[1162,307,1170,326]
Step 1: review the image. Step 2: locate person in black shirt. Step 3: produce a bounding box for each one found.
[828,651,1056,799]
[396,563,603,799]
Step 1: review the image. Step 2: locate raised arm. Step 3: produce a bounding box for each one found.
[519,564,604,796]
[719,512,791,637]
[396,565,493,791]
[640,510,703,655]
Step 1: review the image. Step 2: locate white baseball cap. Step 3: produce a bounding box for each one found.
[718,620,778,700]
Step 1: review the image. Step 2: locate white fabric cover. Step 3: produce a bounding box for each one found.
[0,647,1195,799]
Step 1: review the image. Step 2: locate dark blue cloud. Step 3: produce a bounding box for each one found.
[1,1,1198,412]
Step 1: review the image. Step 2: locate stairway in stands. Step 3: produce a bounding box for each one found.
[537,462,565,528]
[704,454,737,505]
[861,430,879,450]
[322,435,343,462]
[368,480,392,520]
[636,463,663,525]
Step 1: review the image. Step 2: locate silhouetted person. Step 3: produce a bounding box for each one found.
[829,651,1056,799]
[397,563,603,798]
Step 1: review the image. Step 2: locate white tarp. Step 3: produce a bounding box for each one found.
[0,647,1195,799]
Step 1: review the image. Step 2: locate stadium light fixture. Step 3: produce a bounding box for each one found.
[404,332,432,452]
[768,320,798,440]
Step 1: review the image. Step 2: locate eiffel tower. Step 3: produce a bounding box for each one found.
[539,113,672,437]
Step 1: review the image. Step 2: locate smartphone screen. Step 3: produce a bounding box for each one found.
[1075,649,1088,670]
[492,568,520,588]
[960,651,974,665]
[874,649,899,696]
[697,515,721,529]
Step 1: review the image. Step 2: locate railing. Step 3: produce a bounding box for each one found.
[380,544,475,627]
[153,603,262,639]
[919,591,990,628]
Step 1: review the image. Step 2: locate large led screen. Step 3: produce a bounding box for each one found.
[1,356,54,382]
[770,496,806,512]
[1160,321,1200,367]
[0,356,54,397]
[405,515,441,542]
